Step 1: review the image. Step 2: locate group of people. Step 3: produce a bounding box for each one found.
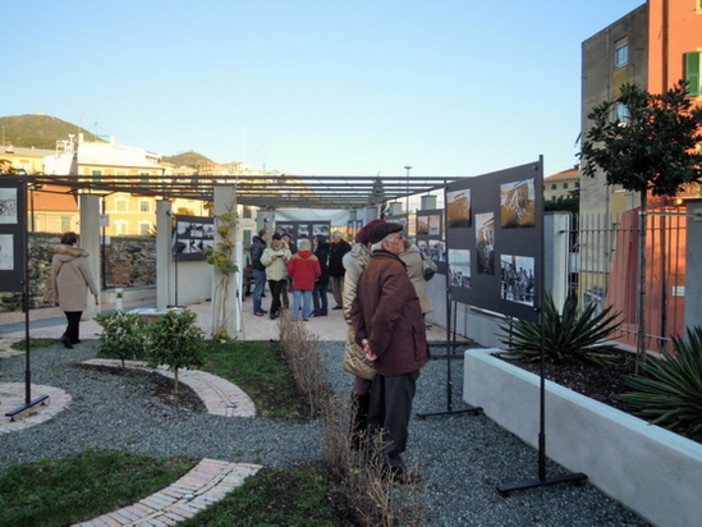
[249,228,352,321]
[52,219,437,485]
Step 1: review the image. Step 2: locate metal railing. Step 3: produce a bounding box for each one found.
[569,207,688,352]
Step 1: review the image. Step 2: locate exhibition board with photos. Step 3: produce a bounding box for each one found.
[173,215,215,261]
[444,160,543,322]
[414,209,447,273]
[0,177,26,292]
[275,221,331,242]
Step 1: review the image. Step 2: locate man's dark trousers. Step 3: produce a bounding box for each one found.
[367,370,420,472]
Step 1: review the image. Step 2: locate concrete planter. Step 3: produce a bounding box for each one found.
[463,348,702,527]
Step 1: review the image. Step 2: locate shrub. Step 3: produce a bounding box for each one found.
[94,311,147,367]
[623,326,702,437]
[145,309,205,393]
[498,293,622,365]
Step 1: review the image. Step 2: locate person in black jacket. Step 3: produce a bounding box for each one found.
[250,229,269,316]
[311,234,331,316]
[328,230,351,309]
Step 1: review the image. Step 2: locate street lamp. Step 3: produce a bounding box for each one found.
[404,165,412,213]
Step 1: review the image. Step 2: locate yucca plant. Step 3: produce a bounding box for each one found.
[622,327,702,437]
[498,293,622,365]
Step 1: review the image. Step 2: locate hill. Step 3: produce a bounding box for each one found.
[0,114,103,150]
[162,151,214,168]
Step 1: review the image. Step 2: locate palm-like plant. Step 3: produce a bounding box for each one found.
[498,293,622,365]
[622,327,702,437]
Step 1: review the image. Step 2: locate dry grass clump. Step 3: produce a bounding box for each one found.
[320,388,425,526]
[277,316,332,418]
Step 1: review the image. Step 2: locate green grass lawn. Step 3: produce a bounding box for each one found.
[201,340,304,420]
[0,450,196,527]
[10,338,56,351]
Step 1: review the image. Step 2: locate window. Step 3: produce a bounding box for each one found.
[685,52,701,97]
[614,40,629,69]
[563,183,569,189]
[242,229,252,248]
[551,183,557,190]
[138,199,152,212]
[115,197,129,212]
[615,102,630,123]
[139,221,152,236]
[575,182,580,188]
[115,220,129,235]
[91,169,102,183]
[61,215,72,232]
[243,206,253,219]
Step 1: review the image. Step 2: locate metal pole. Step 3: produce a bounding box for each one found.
[404,165,412,214]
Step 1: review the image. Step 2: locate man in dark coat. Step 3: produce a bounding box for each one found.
[311,234,331,316]
[350,222,430,483]
[250,228,269,316]
[328,230,351,309]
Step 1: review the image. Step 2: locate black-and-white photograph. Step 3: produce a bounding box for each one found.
[277,223,295,234]
[0,188,18,224]
[174,216,215,260]
[298,225,310,238]
[475,212,495,275]
[500,254,535,306]
[313,224,330,237]
[418,239,446,261]
[449,248,471,288]
[446,189,471,228]
[0,234,14,270]
[500,178,536,228]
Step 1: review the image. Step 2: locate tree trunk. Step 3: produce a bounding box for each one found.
[636,191,648,374]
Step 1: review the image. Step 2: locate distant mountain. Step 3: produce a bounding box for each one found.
[162,151,214,168]
[0,114,103,150]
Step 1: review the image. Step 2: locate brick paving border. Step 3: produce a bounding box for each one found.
[81,359,256,418]
[0,383,72,435]
[71,458,262,526]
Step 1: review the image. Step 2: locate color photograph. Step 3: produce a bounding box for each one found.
[500,178,536,228]
[446,189,471,228]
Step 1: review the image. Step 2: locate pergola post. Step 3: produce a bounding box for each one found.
[211,185,239,338]
[79,194,101,319]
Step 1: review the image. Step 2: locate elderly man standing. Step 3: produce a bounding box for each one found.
[328,230,351,310]
[350,222,430,483]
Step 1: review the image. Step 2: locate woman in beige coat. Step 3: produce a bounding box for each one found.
[399,242,438,315]
[51,232,99,348]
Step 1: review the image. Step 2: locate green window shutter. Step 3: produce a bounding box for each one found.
[685,52,700,97]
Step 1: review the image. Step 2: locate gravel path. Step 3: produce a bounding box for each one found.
[0,340,649,526]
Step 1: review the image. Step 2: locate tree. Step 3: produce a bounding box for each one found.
[580,81,702,369]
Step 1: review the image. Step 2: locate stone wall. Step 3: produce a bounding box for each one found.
[0,234,156,312]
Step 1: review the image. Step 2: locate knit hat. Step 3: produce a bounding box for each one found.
[356,219,385,245]
[272,233,282,241]
[369,222,403,244]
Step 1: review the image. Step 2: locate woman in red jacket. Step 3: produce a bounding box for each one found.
[286,238,321,321]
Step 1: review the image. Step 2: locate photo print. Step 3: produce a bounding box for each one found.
[0,234,14,270]
[427,213,441,236]
[500,254,535,306]
[277,224,295,234]
[449,248,471,289]
[416,216,429,236]
[0,188,18,224]
[419,239,446,261]
[446,189,471,228]
[475,212,495,275]
[313,224,330,237]
[500,178,536,228]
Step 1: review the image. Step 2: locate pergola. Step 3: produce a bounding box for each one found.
[25,173,462,209]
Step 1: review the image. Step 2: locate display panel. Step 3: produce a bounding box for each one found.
[0,177,26,292]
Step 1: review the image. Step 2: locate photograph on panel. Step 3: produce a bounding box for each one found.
[500,254,535,306]
[0,234,13,270]
[416,216,429,236]
[427,213,442,236]
[446,189,471,228]
[500,178,536,228]
[0,188,18,224]
[475,212,495,274]
[449,248,471,288]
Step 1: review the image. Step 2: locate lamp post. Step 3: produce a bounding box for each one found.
[404,165,412,214]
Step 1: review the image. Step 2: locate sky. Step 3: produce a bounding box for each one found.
[3,0,645,179]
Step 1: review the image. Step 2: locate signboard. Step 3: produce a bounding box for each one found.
[445,160,543,322]
[0,177,26,292]
[173,215,215,261]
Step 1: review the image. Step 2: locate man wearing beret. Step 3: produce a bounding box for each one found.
[350,221,430,483]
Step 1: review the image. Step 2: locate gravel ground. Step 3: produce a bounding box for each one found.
[0,340,650,527]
